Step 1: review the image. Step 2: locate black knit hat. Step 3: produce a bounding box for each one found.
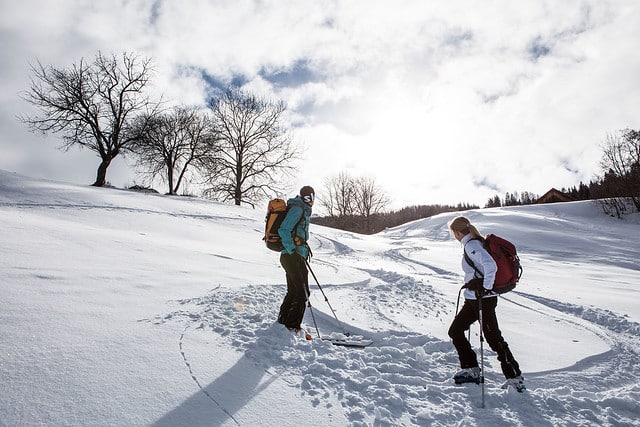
[300,185,315,204]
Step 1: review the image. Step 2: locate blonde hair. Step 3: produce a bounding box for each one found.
[448,216,484,240]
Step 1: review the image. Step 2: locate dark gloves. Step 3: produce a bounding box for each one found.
[475,288,491,299]
[465,278,484,291]
[466,278,492,298]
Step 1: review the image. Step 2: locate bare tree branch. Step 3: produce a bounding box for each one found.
[320,171,356,218]
[131,106,218,195]
[598,129,640,212]
[19,51,160,186]
[203,87,299,207]
[320,172,390,232]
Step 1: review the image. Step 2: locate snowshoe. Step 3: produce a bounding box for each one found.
[322,336,372,348]
[453,367,482,385]
[321,332,372,348]
[501,375,526,392]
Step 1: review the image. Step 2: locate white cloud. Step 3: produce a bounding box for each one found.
[1,0,638,208]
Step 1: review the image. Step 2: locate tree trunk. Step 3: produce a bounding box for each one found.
[167,162,175,195]
[234,160,242,205]
[92,158,112,187]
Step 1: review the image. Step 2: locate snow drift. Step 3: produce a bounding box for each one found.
[1,170,639,426]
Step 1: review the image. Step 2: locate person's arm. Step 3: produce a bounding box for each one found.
[278,205,303,254]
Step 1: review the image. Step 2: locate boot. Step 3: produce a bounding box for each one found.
[454,367,481,384]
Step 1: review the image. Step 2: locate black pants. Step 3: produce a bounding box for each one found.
[278,253,310,329]
[448,297,521,379]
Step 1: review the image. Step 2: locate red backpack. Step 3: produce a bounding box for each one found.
[464,234,523,294]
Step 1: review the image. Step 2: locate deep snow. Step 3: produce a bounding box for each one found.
[1,170,639,426]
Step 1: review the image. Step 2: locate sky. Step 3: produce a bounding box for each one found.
[1,170,639,425]
[1,0,640,209]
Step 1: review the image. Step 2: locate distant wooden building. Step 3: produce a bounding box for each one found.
[536,188,575,204]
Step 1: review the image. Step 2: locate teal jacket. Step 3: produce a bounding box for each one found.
[278,196,312,259]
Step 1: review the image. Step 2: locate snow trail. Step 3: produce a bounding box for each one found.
[155,263,640,426]
[3,172,639,426]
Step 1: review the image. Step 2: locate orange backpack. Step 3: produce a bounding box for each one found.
[262,199,303,252]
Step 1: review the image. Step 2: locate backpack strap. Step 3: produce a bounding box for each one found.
[291,209,305,245]
[463,238,483,279]
[292,207,313,260]
[283,198,308,246]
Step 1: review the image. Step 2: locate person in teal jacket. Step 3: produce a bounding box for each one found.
[277,186,314,331]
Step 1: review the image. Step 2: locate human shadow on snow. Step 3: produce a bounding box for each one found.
[151,326,287,427]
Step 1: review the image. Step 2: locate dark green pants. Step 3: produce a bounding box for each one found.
[278,253,309,329]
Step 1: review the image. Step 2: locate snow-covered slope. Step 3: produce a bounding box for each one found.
[1,170,639,426]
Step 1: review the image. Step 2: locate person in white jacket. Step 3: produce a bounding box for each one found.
[448,216,524,391]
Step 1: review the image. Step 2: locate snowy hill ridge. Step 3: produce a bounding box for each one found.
[1,170,639,427]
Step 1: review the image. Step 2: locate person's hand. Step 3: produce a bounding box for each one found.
[475,288,491,299]
[465,278,483,291]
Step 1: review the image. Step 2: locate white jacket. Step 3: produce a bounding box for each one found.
[461,234,498,300]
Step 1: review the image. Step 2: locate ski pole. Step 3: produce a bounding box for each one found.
[305,260,348,336]
[303,280,321,339]
[478,293,486,409]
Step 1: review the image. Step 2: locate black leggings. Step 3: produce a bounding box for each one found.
[278,253,310,329]
[448,297,521,379]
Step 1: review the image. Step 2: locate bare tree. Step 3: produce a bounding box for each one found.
[320,171,356,218]
[131,106,217,195]
[203,87,299,207]
[353,175,391,232]
[19,51,160,186]
[320,172,390,232]
[599,129,640,212]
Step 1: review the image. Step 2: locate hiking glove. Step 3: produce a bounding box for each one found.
[465,278,484,291]
[474,288,491,299]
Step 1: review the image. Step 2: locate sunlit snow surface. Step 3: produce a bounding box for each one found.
[1,170,639,426]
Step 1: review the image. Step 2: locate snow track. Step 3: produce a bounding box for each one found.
[505,291,640,426]
[178,325,241,426]
[3,172,639,426]
[157,259,640,426]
